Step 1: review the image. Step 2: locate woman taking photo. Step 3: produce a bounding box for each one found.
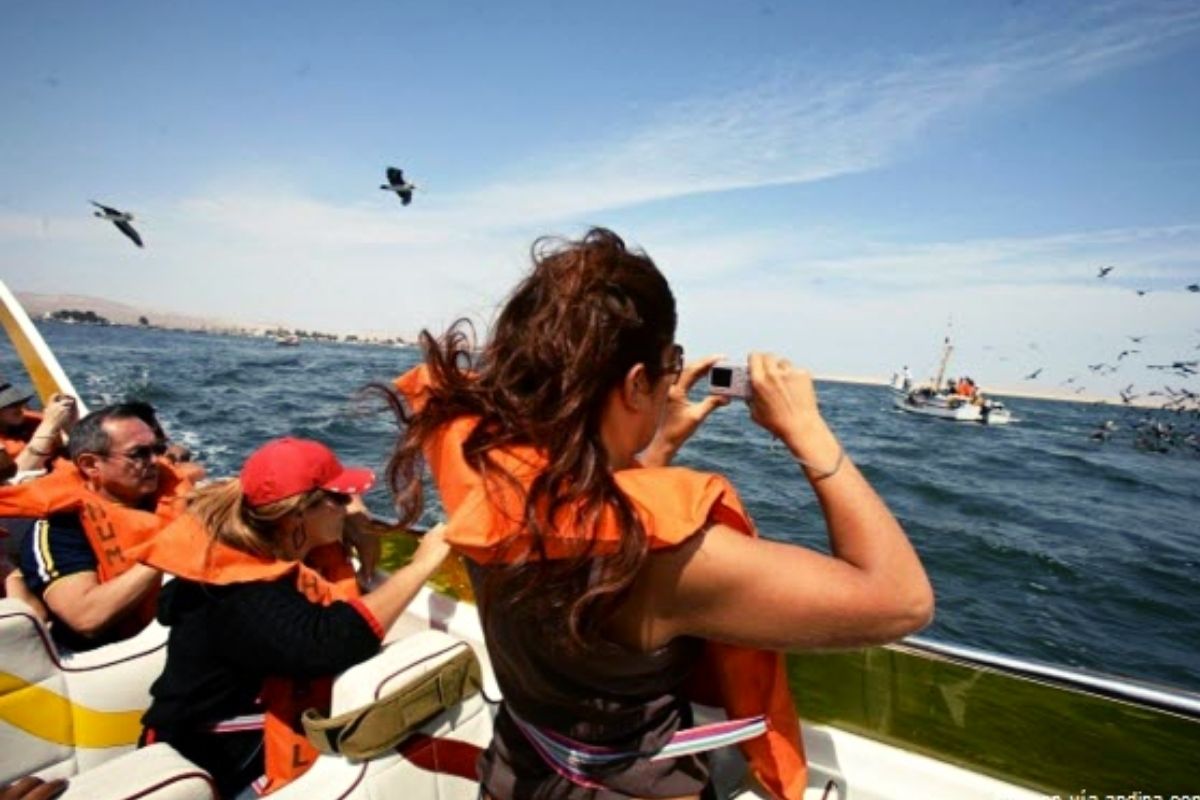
[386,228,933,799]
[138,437,449,798]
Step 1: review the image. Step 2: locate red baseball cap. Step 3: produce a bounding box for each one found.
[240,437,375,508]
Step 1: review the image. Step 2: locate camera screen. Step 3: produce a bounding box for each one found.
[710,367,733,387]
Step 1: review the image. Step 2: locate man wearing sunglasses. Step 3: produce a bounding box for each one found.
[4,403,196,652]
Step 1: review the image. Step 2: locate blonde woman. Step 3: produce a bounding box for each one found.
[138,437,449,798]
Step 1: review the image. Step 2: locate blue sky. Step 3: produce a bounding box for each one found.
[2,1,1199,400]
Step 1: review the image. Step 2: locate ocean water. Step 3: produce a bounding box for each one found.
[4,321,1199,694]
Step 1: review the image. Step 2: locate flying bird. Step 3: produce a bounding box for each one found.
[1024,368,1043,380]
[1188,284,1199,293]
[90,201,143,248]
[1128,335,1145,343]
[1147,361,1199,377]
[380,167,417,206]
[1097,266,1114,278]
[1117,349,1139,360]
[1136,289,1148,296]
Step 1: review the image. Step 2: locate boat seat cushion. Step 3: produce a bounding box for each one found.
[56,743,216,800]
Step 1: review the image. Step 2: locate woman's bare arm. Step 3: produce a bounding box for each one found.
[615,354,933,652]
[357,524,451,630]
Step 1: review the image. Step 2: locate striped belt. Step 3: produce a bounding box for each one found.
[207,712,266,734]
[509,707,768,791]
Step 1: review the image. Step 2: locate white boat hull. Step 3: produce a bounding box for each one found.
[893,390,1012,425]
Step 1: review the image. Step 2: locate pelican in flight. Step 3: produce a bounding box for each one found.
[380,167,417,206]
[90,201,143,248]
[1097,266,1114,278]
[1023,367,1043,380]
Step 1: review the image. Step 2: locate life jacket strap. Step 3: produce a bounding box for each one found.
[301,644,482,762]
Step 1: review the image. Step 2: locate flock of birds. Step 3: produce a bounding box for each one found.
[1062,266,1200,455]
[90,167,419,249]
[1096,264,1200,296]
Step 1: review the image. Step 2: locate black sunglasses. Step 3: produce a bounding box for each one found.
[107,441,168,464]
[664,344,685,380]
[304,490,353,510]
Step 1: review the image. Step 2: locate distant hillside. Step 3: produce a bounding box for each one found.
[12,291,412,343]
[15,292,271,333]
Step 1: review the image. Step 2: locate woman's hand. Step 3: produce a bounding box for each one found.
[641,354,730,467]
[343,496,383,582]
[409,523,452,574]
[0,776,68,800]
[746,352,837,465]
[41,394,78,433]
[360,524,454,632]
[21,395,77,467]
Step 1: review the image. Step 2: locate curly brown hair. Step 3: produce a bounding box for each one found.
[380,228,677,647]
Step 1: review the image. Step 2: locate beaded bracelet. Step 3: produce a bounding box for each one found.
[796,447,845,482]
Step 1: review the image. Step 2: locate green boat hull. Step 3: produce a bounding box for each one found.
[789,644,1200,795]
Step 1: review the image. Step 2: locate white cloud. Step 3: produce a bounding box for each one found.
[442,1,1200,226]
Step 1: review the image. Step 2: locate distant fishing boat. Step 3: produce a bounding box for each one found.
[894,337,1014,425]
[275,334,301,347]
[2,281,1196,799]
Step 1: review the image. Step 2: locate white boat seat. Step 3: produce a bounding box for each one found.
[269,629,495,800]
[56,743,216,800]
[0,598,168,784]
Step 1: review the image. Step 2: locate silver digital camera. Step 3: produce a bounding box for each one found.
[707,362,750,399]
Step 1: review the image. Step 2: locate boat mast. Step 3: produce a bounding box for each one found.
[933,336,953,391]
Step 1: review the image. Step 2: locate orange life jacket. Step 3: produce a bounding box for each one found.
[140,513,361,795]
[1,410,45,458]
[394,365,807,800]
[0,459,194,636]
